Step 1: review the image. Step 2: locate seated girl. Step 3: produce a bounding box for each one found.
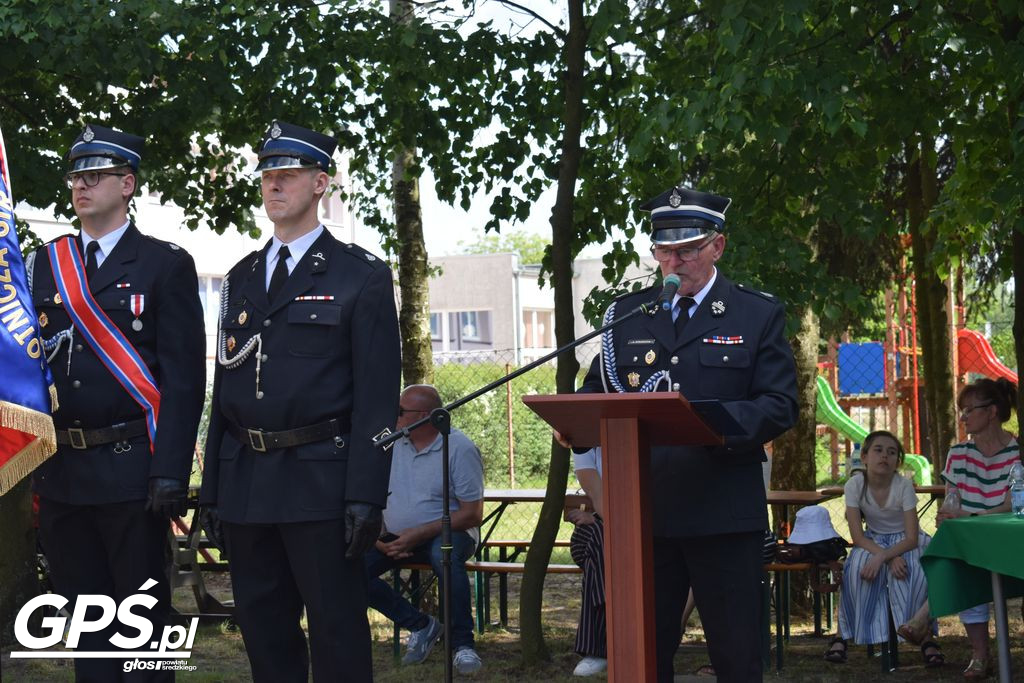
[825,430,942,668]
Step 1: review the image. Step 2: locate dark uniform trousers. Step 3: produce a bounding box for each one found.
[201,229,400,683]
[31,225,206,683]
[577,273,798,683]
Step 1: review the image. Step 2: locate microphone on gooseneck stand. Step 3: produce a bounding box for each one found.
[656,274,681,312]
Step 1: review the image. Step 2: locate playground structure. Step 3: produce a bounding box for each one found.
[815,277,1017,485]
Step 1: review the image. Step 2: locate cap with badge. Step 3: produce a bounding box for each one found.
[67,123,144,174]
[255,120,338,173]
[639,185,732,246]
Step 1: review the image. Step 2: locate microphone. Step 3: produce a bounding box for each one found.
[656,274,681,312]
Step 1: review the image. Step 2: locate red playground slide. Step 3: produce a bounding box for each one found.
[957,328,1019,384]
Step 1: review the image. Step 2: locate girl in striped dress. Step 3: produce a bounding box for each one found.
[937,377,1019,679]
[826,430,942,667]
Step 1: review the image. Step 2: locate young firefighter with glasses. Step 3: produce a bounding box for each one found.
[29,123,206,682]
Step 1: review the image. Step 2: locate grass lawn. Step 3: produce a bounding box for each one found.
[4,497,1020,681]
[4,566,1022,682]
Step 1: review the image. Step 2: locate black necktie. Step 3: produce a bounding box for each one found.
[84,241,101,280]
[268,245,291,301]
[674,296,695,337]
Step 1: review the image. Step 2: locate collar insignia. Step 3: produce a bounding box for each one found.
[711,300,726,316]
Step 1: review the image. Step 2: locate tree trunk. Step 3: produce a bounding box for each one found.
[772,304,818,610]
[0,479,36,645]
[520,0,586,666]
[389,0,433,387]
[1014,217,1024,440]
[392,147,433,386]
[906,138,955,472]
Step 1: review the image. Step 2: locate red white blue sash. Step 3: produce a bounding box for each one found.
[47,237,160,453]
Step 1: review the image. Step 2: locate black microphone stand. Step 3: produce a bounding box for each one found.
[375,297,662,683]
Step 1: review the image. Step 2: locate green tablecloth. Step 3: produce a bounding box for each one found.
[921,513,1024,617]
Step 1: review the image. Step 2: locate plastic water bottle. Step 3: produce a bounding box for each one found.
[848,443,864,476]
[940,487,961,514]
[1009,463,1024,518]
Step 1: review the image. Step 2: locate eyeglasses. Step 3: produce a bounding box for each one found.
[959,403,992,419]
[65,171,127,189]
[651,238,716,263]
[398,407,428,416]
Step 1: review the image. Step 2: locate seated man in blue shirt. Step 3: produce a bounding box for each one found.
[364,384,485,675]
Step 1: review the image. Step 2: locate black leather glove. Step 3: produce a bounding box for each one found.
[199,505,228,557]
[344,502,382,558]
[145,477,188,519]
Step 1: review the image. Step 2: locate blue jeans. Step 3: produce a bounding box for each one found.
[364,530,476,649]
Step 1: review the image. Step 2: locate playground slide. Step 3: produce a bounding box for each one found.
[957,328,1018,384]
[814,375,932,484]
[815,375,868,442]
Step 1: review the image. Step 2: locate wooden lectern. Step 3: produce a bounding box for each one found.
[523,393,723,683]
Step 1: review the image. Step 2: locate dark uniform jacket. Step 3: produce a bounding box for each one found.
[30,224,206,505]
[199,229,401,524]
[579,273,798,538]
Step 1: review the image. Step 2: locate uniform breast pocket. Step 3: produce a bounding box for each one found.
[287,302,341,357]
[698,346,751,399]
[96,290,149,335]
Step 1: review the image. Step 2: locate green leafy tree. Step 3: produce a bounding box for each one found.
[458,227,550,265]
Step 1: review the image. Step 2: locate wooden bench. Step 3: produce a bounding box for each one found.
[388,552,582,657]
[762,561,843,671]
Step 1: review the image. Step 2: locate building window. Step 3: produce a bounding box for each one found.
[522,309,554,349]
[430,310,493,352]
[197,275,223,330]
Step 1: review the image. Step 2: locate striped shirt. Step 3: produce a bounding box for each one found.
[941,438,1021,512]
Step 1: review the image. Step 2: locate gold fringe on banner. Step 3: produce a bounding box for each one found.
[0,400,57,496]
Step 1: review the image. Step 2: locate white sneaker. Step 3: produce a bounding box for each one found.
[573,656,608,676]
[453,646,483,675]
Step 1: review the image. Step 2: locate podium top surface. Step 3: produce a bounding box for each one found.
[522,392,722,448]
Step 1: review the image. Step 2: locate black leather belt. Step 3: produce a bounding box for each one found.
[227,417,350,453]
[56,419,148,450]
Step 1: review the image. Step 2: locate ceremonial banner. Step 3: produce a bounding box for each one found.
[0,124,57,495]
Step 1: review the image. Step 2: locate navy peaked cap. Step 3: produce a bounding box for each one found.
[640,186,732,245]
[67,123,144,173]
[256,120,337,172]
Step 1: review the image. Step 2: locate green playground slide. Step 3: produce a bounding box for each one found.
[815,375,867,442]
[815,375,932,485]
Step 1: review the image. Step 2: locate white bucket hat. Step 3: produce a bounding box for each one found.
[787,505,842,544]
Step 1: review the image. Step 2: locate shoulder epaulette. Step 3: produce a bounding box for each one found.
[343,242,389,269]
[736,283,776,301]
[42,233,76,247]
[143,234,186,254]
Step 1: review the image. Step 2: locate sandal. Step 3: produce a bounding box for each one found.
[963,657,991,680]
[920,640,944,668]
[823,636,847,664]
[694,664,715,677]
[897,620,929,645]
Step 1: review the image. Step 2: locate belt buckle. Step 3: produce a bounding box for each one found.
[247,429,267,453]
[68,428,87,450]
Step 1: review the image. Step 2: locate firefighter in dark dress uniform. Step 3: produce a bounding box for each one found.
[199,121,401,683]
[30,123,206,682]
[559,186,799,682]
